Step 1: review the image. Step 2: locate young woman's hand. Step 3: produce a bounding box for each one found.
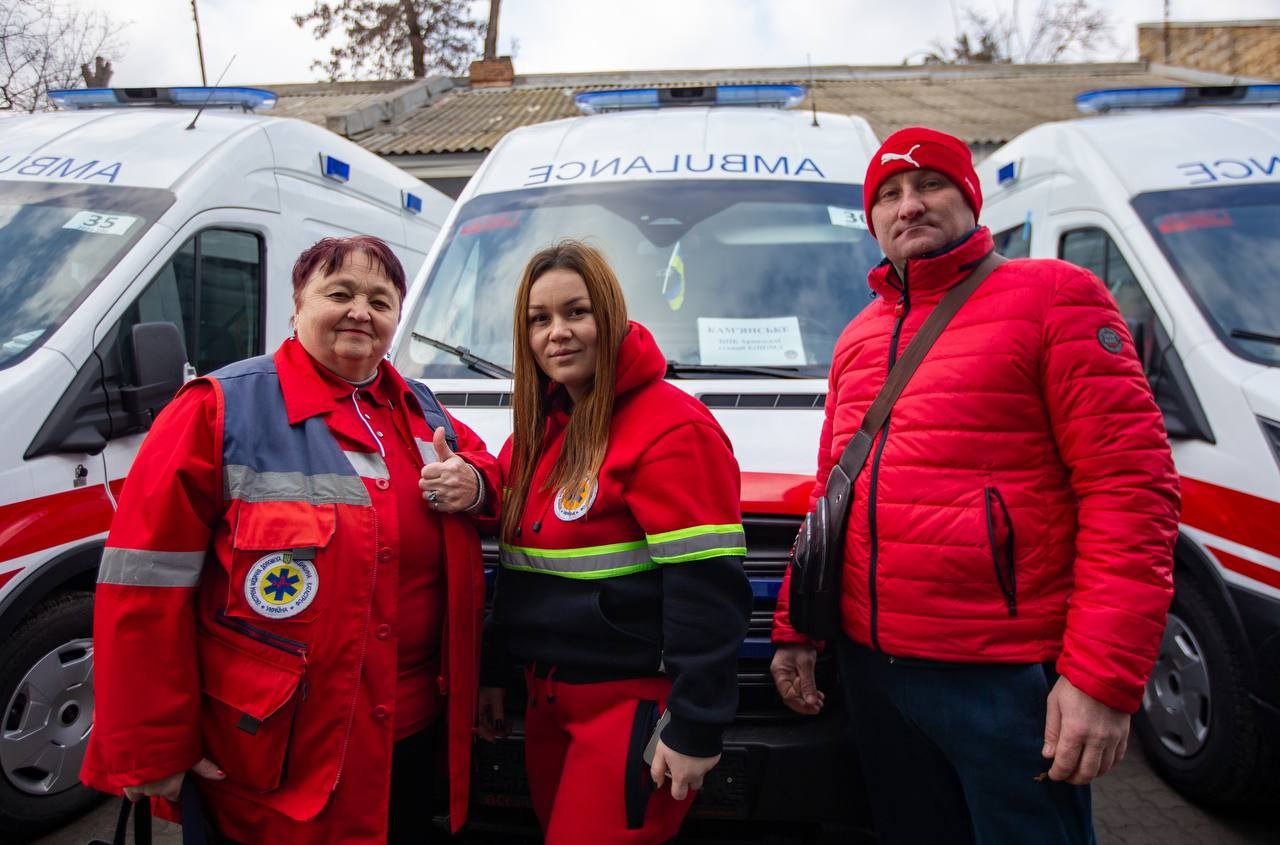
[122,757,224,802]
[649,741,720,801]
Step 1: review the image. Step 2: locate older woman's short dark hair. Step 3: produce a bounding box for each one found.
[291,236,407,305]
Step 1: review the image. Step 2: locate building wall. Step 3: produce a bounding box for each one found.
[1138,20,1280,81]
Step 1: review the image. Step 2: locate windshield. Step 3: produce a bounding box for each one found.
[395,180,882,379]
[0,182,174,370]
[1133,184,1280,367]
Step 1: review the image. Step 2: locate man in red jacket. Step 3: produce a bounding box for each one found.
[771,127,1180,843]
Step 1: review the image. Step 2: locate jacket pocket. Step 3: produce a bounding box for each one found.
[227,501,337,625]
[199,612,307,793]
[983,487,1017,617]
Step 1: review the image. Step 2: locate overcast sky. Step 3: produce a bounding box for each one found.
[77,0,1279,88]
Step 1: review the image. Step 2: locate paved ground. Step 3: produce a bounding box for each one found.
[33,740,1275,844]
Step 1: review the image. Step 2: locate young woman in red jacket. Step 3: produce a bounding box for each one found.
[477,240,752,843]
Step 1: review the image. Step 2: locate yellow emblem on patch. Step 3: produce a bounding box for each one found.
[244,552,319,619]
[554,478,599,522]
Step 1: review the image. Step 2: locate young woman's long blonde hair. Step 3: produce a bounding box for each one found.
[501,240,629,543]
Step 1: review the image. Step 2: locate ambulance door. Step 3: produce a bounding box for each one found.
[98,211,271,485]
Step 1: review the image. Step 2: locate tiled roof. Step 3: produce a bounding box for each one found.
[266,63,1221,156]
[256,79,420,125]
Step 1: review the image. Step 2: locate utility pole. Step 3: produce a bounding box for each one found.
[1162,0,1171,64]
[484,0,501,60]
[191,0,208,85]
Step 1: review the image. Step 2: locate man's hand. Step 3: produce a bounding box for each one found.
[122,757,224,803]
[476,686,508,742]
[649,741,720,801]
[1043,675,1130,785]
[770,645,824,715]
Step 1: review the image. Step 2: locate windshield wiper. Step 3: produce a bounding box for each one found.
[410,332,512,378]
[665,361,810,380]
[1230,329,1280,346]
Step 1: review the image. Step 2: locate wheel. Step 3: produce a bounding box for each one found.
[1134,572,1277,809]
[0,591,105,841]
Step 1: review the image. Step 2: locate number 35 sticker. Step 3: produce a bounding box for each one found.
[62,210,137,236]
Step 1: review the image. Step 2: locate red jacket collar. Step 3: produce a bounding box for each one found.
[546,321,667,420]
[615,321,667,397]
[868,226,995,304]
[273,338,417,424]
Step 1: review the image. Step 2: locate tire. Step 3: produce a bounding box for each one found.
[0,591,105,841]
[1134,572,1278,809]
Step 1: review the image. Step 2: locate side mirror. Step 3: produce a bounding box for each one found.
[120,321,188,424]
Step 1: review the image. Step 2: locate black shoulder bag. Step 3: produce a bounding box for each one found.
[787,252,1006,640]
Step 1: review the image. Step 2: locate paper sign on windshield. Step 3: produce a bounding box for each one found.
[62,211,137,236]
[828,206,867,229]
[698,317,805,366]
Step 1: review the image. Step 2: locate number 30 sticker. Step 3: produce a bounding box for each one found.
[62,211,137,236]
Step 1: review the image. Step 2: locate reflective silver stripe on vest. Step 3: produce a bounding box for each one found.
[345,450,389,480]
[647,527,747,563]
[225,464,371,506]
[98,548,205,587]
[499,543,655,579]
[415,438,439,466]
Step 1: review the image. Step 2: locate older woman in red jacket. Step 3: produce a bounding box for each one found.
[82,236,497,843]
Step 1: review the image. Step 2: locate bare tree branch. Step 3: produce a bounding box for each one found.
[912,0,1114,66]
[0,0,125,111]
[294,0,485,81]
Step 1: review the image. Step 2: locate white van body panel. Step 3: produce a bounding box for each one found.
[978,106,1280,599]
[395,108,878,502]
[0,103,451,614]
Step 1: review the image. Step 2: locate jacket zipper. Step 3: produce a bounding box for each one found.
[984,486,1018,616]
[867,266,909,651]
[333,506,380,790]
[214,609,307,656]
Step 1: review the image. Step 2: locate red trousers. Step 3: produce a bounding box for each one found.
[523,673,694,844]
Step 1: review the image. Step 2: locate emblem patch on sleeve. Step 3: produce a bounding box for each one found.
[245,552,319,619]
[1097,327,1125,353]
[554,478,599,522]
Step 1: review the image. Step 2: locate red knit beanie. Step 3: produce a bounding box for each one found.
[864,127,982,237]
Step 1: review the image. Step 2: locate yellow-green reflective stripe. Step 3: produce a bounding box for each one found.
[499,542,653,577]
[646,524,746,562]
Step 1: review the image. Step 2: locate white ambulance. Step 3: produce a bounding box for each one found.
[392,85,883,833]
[977,85,1280,808]
[0,87,450,837]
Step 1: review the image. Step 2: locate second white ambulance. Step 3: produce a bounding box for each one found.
[977,84,1280,808]
[392,85,883,833]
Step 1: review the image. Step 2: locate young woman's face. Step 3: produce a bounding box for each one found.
[527,268,599,402]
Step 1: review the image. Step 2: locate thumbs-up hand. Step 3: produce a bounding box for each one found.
[419,426,480,513]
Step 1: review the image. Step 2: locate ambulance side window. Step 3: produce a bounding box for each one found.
[119,228,264,379]
[993,223,1031,259]
[1058,227,1154,327]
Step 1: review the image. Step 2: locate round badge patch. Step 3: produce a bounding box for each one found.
[1097,327,1125,354]
[244,552,318,619]
[554,478,599,522]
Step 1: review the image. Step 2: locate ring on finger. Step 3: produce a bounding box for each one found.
[427,490,438,503]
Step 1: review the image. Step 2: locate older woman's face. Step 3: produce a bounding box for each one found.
[293,251,400,381]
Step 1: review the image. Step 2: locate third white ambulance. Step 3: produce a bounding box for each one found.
[977,84,1280,808]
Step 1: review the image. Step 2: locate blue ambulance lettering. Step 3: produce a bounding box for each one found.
[1177,155,1280,185]
[524,153,826,186]
[0,153,123,183]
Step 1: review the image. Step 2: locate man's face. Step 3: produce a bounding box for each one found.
[870,169,976,267]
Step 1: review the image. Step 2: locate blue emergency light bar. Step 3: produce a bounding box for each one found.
[321,154,350,182]
[402,190,423,214]
[48,86,278,111]
[575,84,806,114]
[996,160,1018,185]
[1076,84,1280,114]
